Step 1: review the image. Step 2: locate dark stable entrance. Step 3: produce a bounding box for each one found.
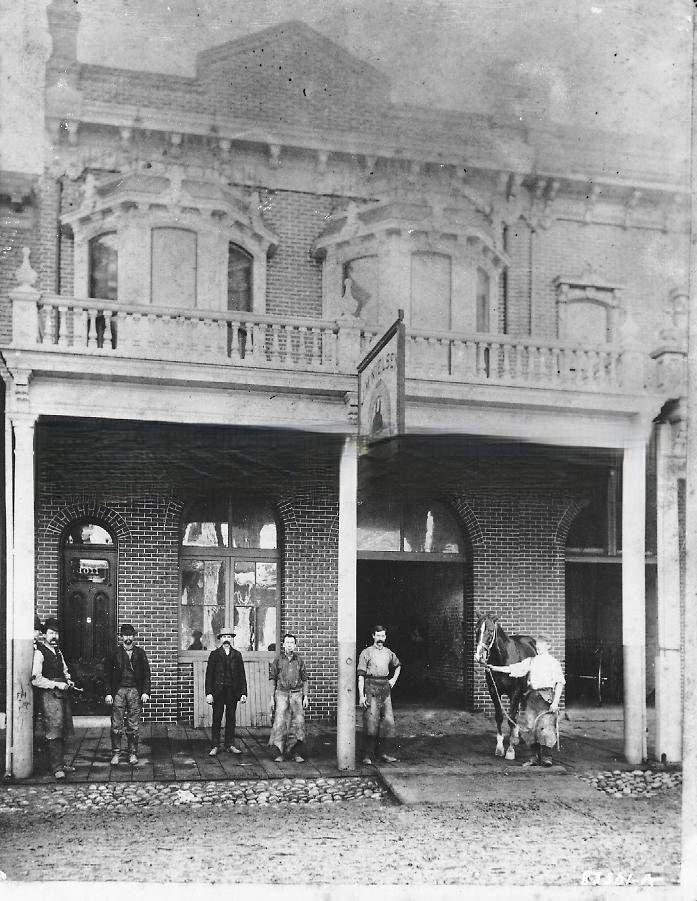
[356,559,465,703]
[61,545,116,715]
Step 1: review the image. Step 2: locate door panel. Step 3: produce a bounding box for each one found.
[192,652,274,729]
[62,548,117,715]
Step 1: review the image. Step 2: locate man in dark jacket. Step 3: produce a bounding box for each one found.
[31,617,75,780]
[205,625,247,756]
[105,623,151,766]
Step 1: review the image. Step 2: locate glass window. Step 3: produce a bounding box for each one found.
[151,227,197,308]
[182,499,229,547]
[65,523,114,545]
[343,256,378,323]
[410,252,451,330]
[232,561,278,651]
[357,497,401,552]
[69,558,110,584]
[403,501,461,554]
[228,243,253,312]
[230,499,277,549]
[89,233,118,301]
[476,268,490,333]
[180,559,226,651]
[180,497,280,653]
[358,497,463,556]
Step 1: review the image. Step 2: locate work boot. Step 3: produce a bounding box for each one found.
[128,737,139,765]
[110,732,121,765]
[522,743,541,767]
[540,749,554,767]
[47,738,65,778]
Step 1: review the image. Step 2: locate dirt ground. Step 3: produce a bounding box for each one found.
[0,785,680,886]
[0,703,680,887]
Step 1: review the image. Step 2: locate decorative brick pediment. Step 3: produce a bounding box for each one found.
[195,20,390,123]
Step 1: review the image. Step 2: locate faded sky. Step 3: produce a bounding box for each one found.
[75,0,691,146]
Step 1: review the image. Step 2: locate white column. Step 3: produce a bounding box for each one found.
[655,422,682,762]
[9,413,37,779]
[622,442,647,765]
[336,434,357,770]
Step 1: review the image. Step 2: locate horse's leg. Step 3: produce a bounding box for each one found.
[488,677,505,757]
[505,684,523,759]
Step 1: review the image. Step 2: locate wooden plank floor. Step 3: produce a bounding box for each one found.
[20,723,375,784]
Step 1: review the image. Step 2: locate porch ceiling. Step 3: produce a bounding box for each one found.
[38,417,345,493]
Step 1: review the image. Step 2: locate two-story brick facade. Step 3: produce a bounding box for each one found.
[0,2,688,776]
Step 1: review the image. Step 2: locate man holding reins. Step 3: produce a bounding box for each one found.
[485,631,564,767]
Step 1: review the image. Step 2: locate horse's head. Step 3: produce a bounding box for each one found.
[474,612,498,664]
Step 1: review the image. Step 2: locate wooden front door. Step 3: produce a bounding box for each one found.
[62,547,117,715]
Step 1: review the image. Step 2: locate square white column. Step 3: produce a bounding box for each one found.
[336,434,357,770]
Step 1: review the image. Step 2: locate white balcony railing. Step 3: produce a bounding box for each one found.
[30,297,340,372]
[9,290,653,394]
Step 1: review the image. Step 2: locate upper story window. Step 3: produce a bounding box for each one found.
[476,268,490,332]
[343,256,378,323]
[151,227,197,308]
[88,233,118,301]
[411,252,451,331]
[228,243,253,312]
[313,197,506,333]
[64,166,278,313]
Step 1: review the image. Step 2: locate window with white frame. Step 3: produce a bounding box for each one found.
[410,252,452,330]
[151,227,198,308]
[88,233,118,301]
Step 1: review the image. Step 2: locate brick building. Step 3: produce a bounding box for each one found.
[0,2,689,776]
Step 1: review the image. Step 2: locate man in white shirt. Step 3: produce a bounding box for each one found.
[486,631,565,767]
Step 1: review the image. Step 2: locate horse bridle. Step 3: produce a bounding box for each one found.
[477,618,497,663]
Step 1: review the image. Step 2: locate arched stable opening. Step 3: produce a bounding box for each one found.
[356,496,472,703]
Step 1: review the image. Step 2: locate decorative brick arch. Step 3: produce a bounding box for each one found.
[164,498,184,537]
[447,496,485,549]
[42,500,132,543]
[554,498,592,550]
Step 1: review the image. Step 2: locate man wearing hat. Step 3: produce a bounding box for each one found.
[31,617,75,780]
[205,625,247,755]
[485,631,565,767]
[105,624,151,765]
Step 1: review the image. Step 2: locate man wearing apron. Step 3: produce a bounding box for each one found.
[357,625,402,765]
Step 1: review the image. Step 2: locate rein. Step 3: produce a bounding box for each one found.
[485,665,519,730]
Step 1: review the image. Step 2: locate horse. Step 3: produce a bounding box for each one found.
[473,612,536,759]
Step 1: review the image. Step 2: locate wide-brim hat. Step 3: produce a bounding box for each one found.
[44,617,60,633]
[217,625,236,639]
[120,623,136,636]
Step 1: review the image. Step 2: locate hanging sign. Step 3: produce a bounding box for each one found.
[357,310,405,442]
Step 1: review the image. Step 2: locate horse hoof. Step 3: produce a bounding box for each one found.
[495,746,505,757]
[505,747,516,760]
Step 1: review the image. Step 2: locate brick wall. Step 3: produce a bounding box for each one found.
[261,190,335,319]
[33,421,342,723]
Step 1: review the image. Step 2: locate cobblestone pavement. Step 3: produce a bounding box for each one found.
[0,770,681,886]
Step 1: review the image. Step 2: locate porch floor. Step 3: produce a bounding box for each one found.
[2,703,657,785]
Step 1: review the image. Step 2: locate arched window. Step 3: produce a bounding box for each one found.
[343,256,378,323]
[151,227,197,308]
[357,497,463,559]
[228,243,253,312]
[180,497,279,652]
[88,233,118,301]
[410,252,452,330]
